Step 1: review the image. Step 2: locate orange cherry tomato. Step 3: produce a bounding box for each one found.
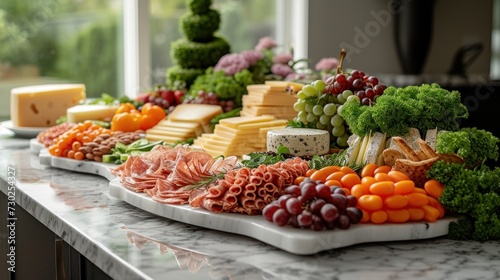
[141,103,166,123]
[325,171,346,182]
[111,112,141,132]
[386,209,411,223]
[374,172,393,182]
[339,166,355,174]
[357,194,384,211]
[424,179,445,199]
[387,170,411,182]
[394,180,416,195]
[115,102,136,114]
[361,163,378,178]
[370,210,388,224]
[361,176,377,187]
[139,114,157,131]
[309,166,340,182]
[350,183,370,199]
[369,181,395,196]
[340,173,361,189]
[374,165,392,174]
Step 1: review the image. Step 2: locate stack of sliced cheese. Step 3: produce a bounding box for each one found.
[239,81,303,120]
[145,104,223,145]
[192,115,288,157]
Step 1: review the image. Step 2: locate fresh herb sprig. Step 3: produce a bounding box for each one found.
[240,146,292,168]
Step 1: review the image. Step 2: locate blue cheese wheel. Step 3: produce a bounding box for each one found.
[267,128,330,156]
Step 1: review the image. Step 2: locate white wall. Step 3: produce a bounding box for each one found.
[306,0,493,76]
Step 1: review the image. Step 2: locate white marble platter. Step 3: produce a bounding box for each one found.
[30,138,46,154]
[109,177,459,255]
[39,148,117,181]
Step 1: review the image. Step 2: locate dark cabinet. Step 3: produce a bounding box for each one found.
[0,192,112,280]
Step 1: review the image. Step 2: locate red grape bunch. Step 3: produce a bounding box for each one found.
[136,86,185,113]
[262,178,363,231]
[324,70,387,106]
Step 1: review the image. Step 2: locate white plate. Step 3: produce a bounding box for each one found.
[109,177,459,255]
[39,149,117,181]
[1,120,47,138]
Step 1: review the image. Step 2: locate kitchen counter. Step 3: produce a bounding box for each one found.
[0,130,499,280]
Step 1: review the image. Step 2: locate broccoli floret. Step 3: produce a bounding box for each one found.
[340,83,468,137]
[471,205,500,241]
[189,68,252,106]
[427,161,500,241]
[436,127,500,169]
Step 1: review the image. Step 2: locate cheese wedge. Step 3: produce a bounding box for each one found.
[10,84,86,127]
[363,132,387,164]
[424,128,438,150]
[355,133,371,165]
[267,127,330,156]
[66,104,117,124]
[346,134,362,165]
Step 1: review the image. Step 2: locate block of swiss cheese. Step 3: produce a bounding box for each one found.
[10,84,86,127]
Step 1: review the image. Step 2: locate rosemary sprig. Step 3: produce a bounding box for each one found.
[185,172,226,190]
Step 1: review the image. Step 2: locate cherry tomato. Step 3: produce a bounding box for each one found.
[111,112,141,132]
[115,102,136,114]
[141,103,166,123]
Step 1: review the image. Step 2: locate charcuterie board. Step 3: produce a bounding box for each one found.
[39,149,117,181]
[108,177,459,255]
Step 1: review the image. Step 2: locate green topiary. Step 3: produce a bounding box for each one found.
[165,0,231,88]
[187,0,212,14]
[171,36,230,69]
[180,9,220,42]
[166,65,204,88]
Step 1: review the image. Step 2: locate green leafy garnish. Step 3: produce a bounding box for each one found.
[241,145,291,168]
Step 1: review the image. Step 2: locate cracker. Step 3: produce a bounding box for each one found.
[438,153,465,164]
[382,148,405,167]
[418,138,438,159]
[392,137,421,161]
[393,156,439,188]
[417,150,429,160]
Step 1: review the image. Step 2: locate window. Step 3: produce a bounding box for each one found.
[0,0,123,119]
[147,0,277,88]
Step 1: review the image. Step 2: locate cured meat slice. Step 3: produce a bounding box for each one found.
[197,157,309,215]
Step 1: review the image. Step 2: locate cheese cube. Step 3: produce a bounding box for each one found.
[66,104,117,124]
[10,84,86,127]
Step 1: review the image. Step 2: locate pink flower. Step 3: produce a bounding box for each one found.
[285,72,306,81]
[315,57,338,72]
[271,63,294,78]
[273,53,293,64]
[255,36,277,51]
[214,53,250,76]
[240,50,263,66]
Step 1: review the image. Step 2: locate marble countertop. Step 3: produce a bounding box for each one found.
[1,130,499,280]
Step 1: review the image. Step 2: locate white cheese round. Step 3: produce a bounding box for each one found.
[267,127,330,156]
